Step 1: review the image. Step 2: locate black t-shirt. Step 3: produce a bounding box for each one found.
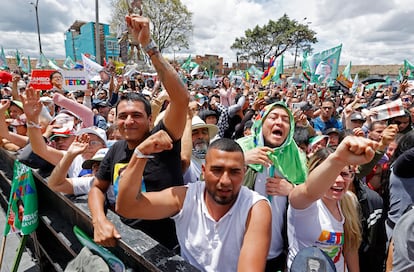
[96,120,183,189]
[95,120,182,249]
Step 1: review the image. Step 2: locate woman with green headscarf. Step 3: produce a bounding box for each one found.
[237,101,307,271]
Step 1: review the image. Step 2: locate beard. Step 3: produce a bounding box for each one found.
[206,188,238,206]
[193,141,208,159]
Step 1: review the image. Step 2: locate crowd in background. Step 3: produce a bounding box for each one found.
[1,17,414,272]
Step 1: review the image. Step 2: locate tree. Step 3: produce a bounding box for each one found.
[110,0,193,53]
[231,14,317,71]
[357,69,370,79]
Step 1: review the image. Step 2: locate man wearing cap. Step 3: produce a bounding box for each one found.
[48,133,108,195]
[348,111,366,130]
[183,116,218,184]
[93,100,111,130]
[324,127,340,148]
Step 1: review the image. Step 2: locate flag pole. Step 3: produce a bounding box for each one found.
[11,235,28,272]
[0,236,7,268]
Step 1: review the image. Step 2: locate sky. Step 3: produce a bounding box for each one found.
[1,0,414,67]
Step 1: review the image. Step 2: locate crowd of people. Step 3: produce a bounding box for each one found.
[1,14,414,272]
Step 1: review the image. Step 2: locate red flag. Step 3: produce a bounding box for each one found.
[0,71,12,84]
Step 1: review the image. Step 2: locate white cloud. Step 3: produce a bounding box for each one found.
[1,0,414,66]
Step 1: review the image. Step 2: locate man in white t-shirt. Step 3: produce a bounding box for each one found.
[116,135,271,272]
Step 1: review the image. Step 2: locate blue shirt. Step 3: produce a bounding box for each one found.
[312,116,343,133]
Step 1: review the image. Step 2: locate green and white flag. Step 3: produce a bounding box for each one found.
[4,161,38,236]
[181,55,198,72]
[302,50,311,81]
[0,47,8,70]
[307,44,342,86]
[403,59,414,79]
[271,55,284,84]
[63,56,76,70]
[342,61,352,80]
[15,50,21,67]
[35,53,48,69]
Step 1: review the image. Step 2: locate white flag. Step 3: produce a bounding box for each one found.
[81,54,103,80]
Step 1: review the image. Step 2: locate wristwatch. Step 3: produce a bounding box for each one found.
[144,40,158,57]
[134,148,155,159]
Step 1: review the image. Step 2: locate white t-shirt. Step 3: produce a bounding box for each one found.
[67,154,85,178]
[255,170,286,259]
[287,199,345,272]
[72,176,94,195]
[172,182,267,272]
[183,156,204,184]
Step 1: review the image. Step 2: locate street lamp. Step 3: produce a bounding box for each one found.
[30,0,42,54]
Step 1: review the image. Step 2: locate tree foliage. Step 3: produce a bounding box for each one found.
[231,14,317,70]
[110,0,193,53]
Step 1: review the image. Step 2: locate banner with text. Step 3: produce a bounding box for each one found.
[4,160,38,236]
[62,70,88,91]
[29,69,55,90]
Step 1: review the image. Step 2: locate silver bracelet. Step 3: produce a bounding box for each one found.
[26,121,42,129]
[134,148,154,159]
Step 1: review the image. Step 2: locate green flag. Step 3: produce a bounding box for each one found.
[63,56,76,70]
[27,56,32,73]
[351,73,359,94]
[0,46,8,70]
[403,60,414,79]
[307,44,342,86]
[36,53,48,69]
[48,58,62,71]
[301,50,311,81]
[271,55,284,83]
[4,161,38,236]
[342,61,352,80]
[398,68,403,82]
[15,50,21,67]
[181,55,198,72]
[247,65,263,79]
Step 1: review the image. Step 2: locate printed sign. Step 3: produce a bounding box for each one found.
[62,70,88,91]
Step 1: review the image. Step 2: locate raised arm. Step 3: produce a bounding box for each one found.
[48,134,89,194]
[289,136,378,210]
[0,99,28,148]
[238,200,271,272]
[53,92,94,128]
[126,15,189,140]
[21,88,65,165]
[116,130,187,219]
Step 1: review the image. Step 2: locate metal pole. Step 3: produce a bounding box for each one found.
[71,30,76,61]
[31,0,42,54]
[95,0,101,64]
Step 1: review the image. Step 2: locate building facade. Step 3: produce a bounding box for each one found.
[64,21,120,64]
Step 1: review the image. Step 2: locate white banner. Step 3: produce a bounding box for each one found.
[61,70,88,91]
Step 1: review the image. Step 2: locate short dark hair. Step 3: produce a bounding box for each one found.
[208,138,244,156]
[49,71,62,81]
[115,92,151,117]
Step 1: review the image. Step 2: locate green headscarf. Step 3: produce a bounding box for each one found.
[237,101,307,184]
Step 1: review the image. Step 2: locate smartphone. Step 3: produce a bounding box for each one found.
[292,103,302,111]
